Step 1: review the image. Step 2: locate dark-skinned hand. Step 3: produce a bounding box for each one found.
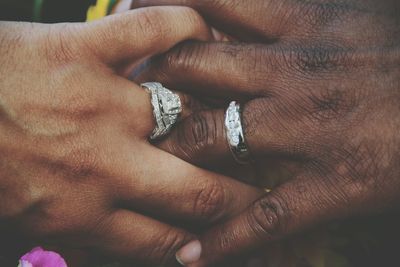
[117,0,400,266]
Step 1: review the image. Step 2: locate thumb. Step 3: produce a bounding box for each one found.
[79,6,212,64]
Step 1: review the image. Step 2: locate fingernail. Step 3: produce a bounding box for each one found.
[114,0,133,13]
[211,28,224,41]
[176,240,202,266]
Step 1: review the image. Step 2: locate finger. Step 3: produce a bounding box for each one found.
[79,6,212,64]
[137,42,355,98]
[104,77,208,138]
[109,141,264,225]
[94,209,197,266]
[131,0,362,42]
[157,97,326,167]
[102,81,264,225]
[113,1,232,42]
[136,42,265,98]
[157,109,230,165]
[176,172,353,267]
[130,0,295,40]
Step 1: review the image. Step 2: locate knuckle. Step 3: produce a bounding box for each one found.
[181,111,219,153]
[191,112,214,147]
[306,88,360,123]
[218,44,267,77]
[135,8,165,41]
[193,179,226,222]
[282,45,351,74]
[247,195,287,240]
[229,44,272,85]
[243,98,297,149]
[150,230,191,265]
[160,42,209,75]
[300,1,345,27]
[331,141,384,184]
[295,46,337,73]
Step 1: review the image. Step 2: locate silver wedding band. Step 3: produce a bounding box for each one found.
[141,82,182,140]
[225,101,250,164]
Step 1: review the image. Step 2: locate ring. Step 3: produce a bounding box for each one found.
[141,82,182,140]
[225,101,250,164]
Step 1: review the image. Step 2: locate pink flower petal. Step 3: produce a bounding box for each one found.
[18,260,33,267]
[20,247,67,267]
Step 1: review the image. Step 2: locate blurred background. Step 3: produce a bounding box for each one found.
[0,0,94,22]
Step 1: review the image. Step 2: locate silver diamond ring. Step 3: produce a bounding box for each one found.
[225,101,250,164]
[141,82,182,140]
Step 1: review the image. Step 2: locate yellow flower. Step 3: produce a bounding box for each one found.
[87,0,111,21]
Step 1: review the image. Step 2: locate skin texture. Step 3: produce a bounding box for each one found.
[118,0,400,266]
[0,7,264,267]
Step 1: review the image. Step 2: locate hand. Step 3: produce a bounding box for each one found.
[125,0,399,266]
[0,8,263,266]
